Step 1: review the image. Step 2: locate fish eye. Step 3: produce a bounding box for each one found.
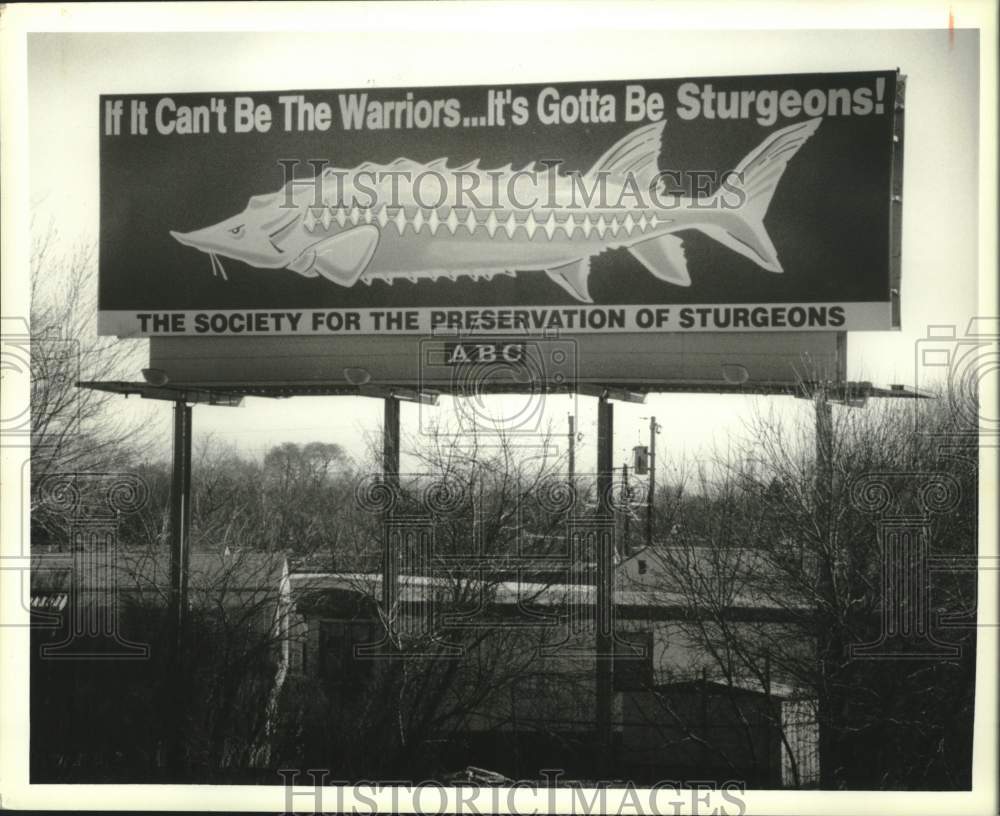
[229,224,245,236]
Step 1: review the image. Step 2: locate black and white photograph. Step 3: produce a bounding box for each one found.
[0,3,996,814]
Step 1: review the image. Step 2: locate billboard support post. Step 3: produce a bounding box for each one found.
[595,395,614,771]
[167,400,192,658]
[382,396,401,634]
[382,396,401,491]
[813,387,839,787]
[166,399,192,772]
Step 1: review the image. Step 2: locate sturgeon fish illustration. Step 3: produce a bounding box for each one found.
[170,118,820,303]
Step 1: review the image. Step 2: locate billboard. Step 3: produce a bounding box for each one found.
[99,71,901,338]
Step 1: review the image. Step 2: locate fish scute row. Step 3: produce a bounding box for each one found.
[301,206,663,240]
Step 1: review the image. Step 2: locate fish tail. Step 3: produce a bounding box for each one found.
[698,117,821,273]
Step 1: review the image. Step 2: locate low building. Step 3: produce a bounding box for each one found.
[275,542,820,785]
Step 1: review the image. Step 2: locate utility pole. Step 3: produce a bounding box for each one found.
[567,413,576,485]
[646,416,660,549]
[621,463,630,557]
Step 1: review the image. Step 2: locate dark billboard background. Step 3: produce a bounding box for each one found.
[99,71,897,315]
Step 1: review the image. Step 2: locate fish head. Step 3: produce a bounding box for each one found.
[170,191,301,269]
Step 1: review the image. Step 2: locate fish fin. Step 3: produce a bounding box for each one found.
[546,258,593,303]
[629,235,691,287]
[288,251,318,276]
[702,117,821,272]
[724,117,821,222]
[306,225,380,286]
[586,121,665,190]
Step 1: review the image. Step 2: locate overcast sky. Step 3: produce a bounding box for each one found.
[21,17,988,473]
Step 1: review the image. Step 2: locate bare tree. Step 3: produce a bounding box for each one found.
[261,441,353,555]
[626,387,977,789]
[30,229,150,538]
[271,424,611,779]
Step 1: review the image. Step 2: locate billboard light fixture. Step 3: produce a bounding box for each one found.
[721,364,750,385]
[141,368,169,386]
[343,367,372,386]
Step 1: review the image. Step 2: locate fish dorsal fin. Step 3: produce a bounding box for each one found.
[723,117,821,222]
[629,235,691,287]
[587,121,665,190]
[546,257,593,303]
[308,225,380,287]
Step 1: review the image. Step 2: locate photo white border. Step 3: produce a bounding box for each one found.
[1,2,996,813]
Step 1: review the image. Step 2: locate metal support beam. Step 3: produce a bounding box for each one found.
[813,389,839,788]
[166,399,192,774]
[361,385,439,405]
[595,395,614,770]
[77,379,929,402]
[577,384,647,403]
[597,398,614,517]
[167,401,192,658]
[383,396,401,491]
[382,396,401,635]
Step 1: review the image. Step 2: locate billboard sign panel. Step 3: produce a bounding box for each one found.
[146,331,845,390]
[99,71,901,337]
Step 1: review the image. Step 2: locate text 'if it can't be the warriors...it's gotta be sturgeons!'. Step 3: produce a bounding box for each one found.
[109,79,889,136]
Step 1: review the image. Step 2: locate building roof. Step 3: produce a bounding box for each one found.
[618,542,812,611]
[31,549,287,597]
[288,567,800,615]
[652,675,813,702]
